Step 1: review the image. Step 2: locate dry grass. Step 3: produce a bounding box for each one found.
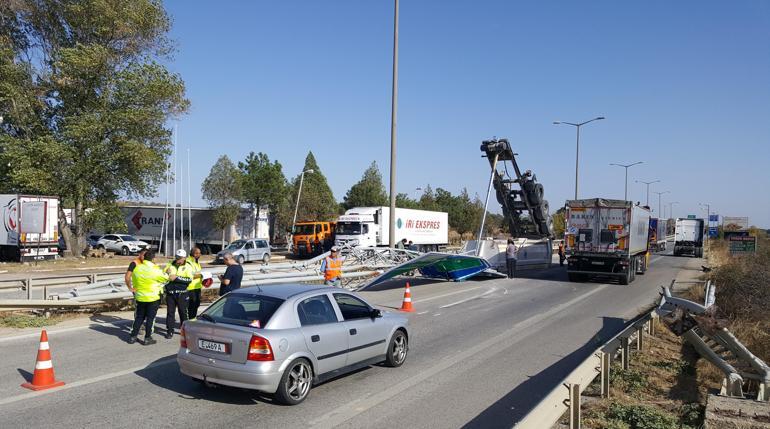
[581,327,710,429]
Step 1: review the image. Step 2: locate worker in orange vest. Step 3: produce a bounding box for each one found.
[321,246,344,287]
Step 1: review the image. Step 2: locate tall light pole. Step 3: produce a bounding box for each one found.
[609,161,643,201]
[635,179,660,207]
[388,0,399,249]
[553,116,605,199]
[668,201,679,219]
[653,191,670,216]
[292,169,314,227]
[700,203,711,252]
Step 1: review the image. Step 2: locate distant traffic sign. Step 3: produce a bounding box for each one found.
[687,214,696,219]
[728,235,756,254]
[708,227,719,238]
[709,214,719,222]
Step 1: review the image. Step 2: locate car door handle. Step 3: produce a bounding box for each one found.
[349,329,357,335]
[311,335,320,342]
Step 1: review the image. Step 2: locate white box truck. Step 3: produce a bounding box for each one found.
[673,218,705,258]
[565,198,651,285]
[0,194,60,261]
[335,206,448,251]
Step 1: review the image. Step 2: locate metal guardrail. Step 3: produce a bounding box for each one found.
[514,309,657,429]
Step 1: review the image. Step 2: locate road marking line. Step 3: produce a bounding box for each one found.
[432,313,441,316]
[439,287,497,309]
[0,356,177,407]
[308,283,610,428]
[416,311,428,315]
[412,286,484,303]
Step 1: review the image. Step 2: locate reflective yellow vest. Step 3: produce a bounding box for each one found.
[186,256,202,291]
[131,261,168,302]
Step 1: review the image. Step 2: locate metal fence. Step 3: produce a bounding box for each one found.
[514,310,657,429]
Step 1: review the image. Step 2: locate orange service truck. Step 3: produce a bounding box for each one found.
[291,221,336,257]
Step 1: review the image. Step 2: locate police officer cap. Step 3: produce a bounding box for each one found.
[175,249,187,258]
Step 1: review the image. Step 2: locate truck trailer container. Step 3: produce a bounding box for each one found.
[648,218,669,252]
[335,206,448,251]
[0,195,60,261]
[118,205,268,254]
[673,218,705,257]
[565,198,651,285]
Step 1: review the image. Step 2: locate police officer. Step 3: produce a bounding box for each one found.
[185,247,203,319]
[127,250,167,345]
[321,246,344,287]
[124,248,148,291]
[164,249,196,339]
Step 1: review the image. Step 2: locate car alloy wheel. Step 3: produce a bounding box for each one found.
[121,247,129,256]
[286,361,311,401]
[392,334,407,364]
[237,255,245,265]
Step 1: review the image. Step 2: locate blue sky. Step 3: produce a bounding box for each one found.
[161,0,770,227]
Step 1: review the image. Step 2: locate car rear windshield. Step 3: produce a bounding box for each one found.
[202,293,284,328]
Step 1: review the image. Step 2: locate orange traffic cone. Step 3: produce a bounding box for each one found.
[21,330,65,391]
[399,282,415,312]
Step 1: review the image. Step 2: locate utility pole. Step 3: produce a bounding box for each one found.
[700,203,711,254]
[653,191,670,216]
[668,201,679,219]
[388,0,399,249]
[553,116,605,199]
[610,161,643,201]
[635,179,660,207]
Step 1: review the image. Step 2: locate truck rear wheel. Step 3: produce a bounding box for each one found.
[620,266,632,285]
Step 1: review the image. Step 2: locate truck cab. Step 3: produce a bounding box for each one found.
[291,221,335,257]
[335,213,377,248]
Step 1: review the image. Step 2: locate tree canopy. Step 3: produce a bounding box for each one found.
[202,155,241,239]
[291,151,338,221]
[342,161,388,210]
[239,152,289,237]
[0,0,188,254]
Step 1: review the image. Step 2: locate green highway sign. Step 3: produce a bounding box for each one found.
[687,214,696,219]
[728,235,756,254]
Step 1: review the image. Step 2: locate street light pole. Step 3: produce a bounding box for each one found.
[610,161,643,201]
[653,191,670,216]
[292,169,314,227]
[635,179,660,207]
[700,203,711,253]
[388,0,399,249]
[553,116,605,199]
[668,201,679,219]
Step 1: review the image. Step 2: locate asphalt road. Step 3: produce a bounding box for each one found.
[0,249,702,428]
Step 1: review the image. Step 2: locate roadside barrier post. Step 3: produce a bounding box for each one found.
[600,352,611,398]
[26,276,32,300]
[636,327,644,351]
[621,337,630,370]
[568,383,581,429]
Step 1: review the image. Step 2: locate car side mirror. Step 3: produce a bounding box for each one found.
[370,308,382,318]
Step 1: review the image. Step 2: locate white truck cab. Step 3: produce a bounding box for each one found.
[335,206,448,251]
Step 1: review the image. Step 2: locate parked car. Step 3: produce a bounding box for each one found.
[86,234,102,250]
[96,234,149,255]
[215,238,270,264]
[177,284,409,405]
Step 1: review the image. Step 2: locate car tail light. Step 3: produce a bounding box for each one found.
[180,324,187,348]
[247,335,274,361]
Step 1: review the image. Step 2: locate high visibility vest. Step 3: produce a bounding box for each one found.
[131,261,168,302]
[186,256,202,290]
[323,257,343,281]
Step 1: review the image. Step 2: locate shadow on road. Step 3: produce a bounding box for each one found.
[89,314,173,341]
[135,355,276,405]
[461,316,627,429]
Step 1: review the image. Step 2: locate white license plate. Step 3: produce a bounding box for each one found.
[198,339,227,353]
[591,261,604,265]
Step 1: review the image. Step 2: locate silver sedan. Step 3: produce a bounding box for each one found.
[177,284,410,405]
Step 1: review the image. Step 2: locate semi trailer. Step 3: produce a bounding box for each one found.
[334,206,448,251]
[0,195,60,261]
[673,218,705,257]
[565,198,651,285]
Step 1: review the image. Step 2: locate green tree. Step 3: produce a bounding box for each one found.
[418,185,438,211]
[0,1,189,255]
[290,151,338,221]
[238,152,289,240]
[342,161,388,210]
[396,193,420,209]
[202,156,242,244]
[551,207,566,238]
